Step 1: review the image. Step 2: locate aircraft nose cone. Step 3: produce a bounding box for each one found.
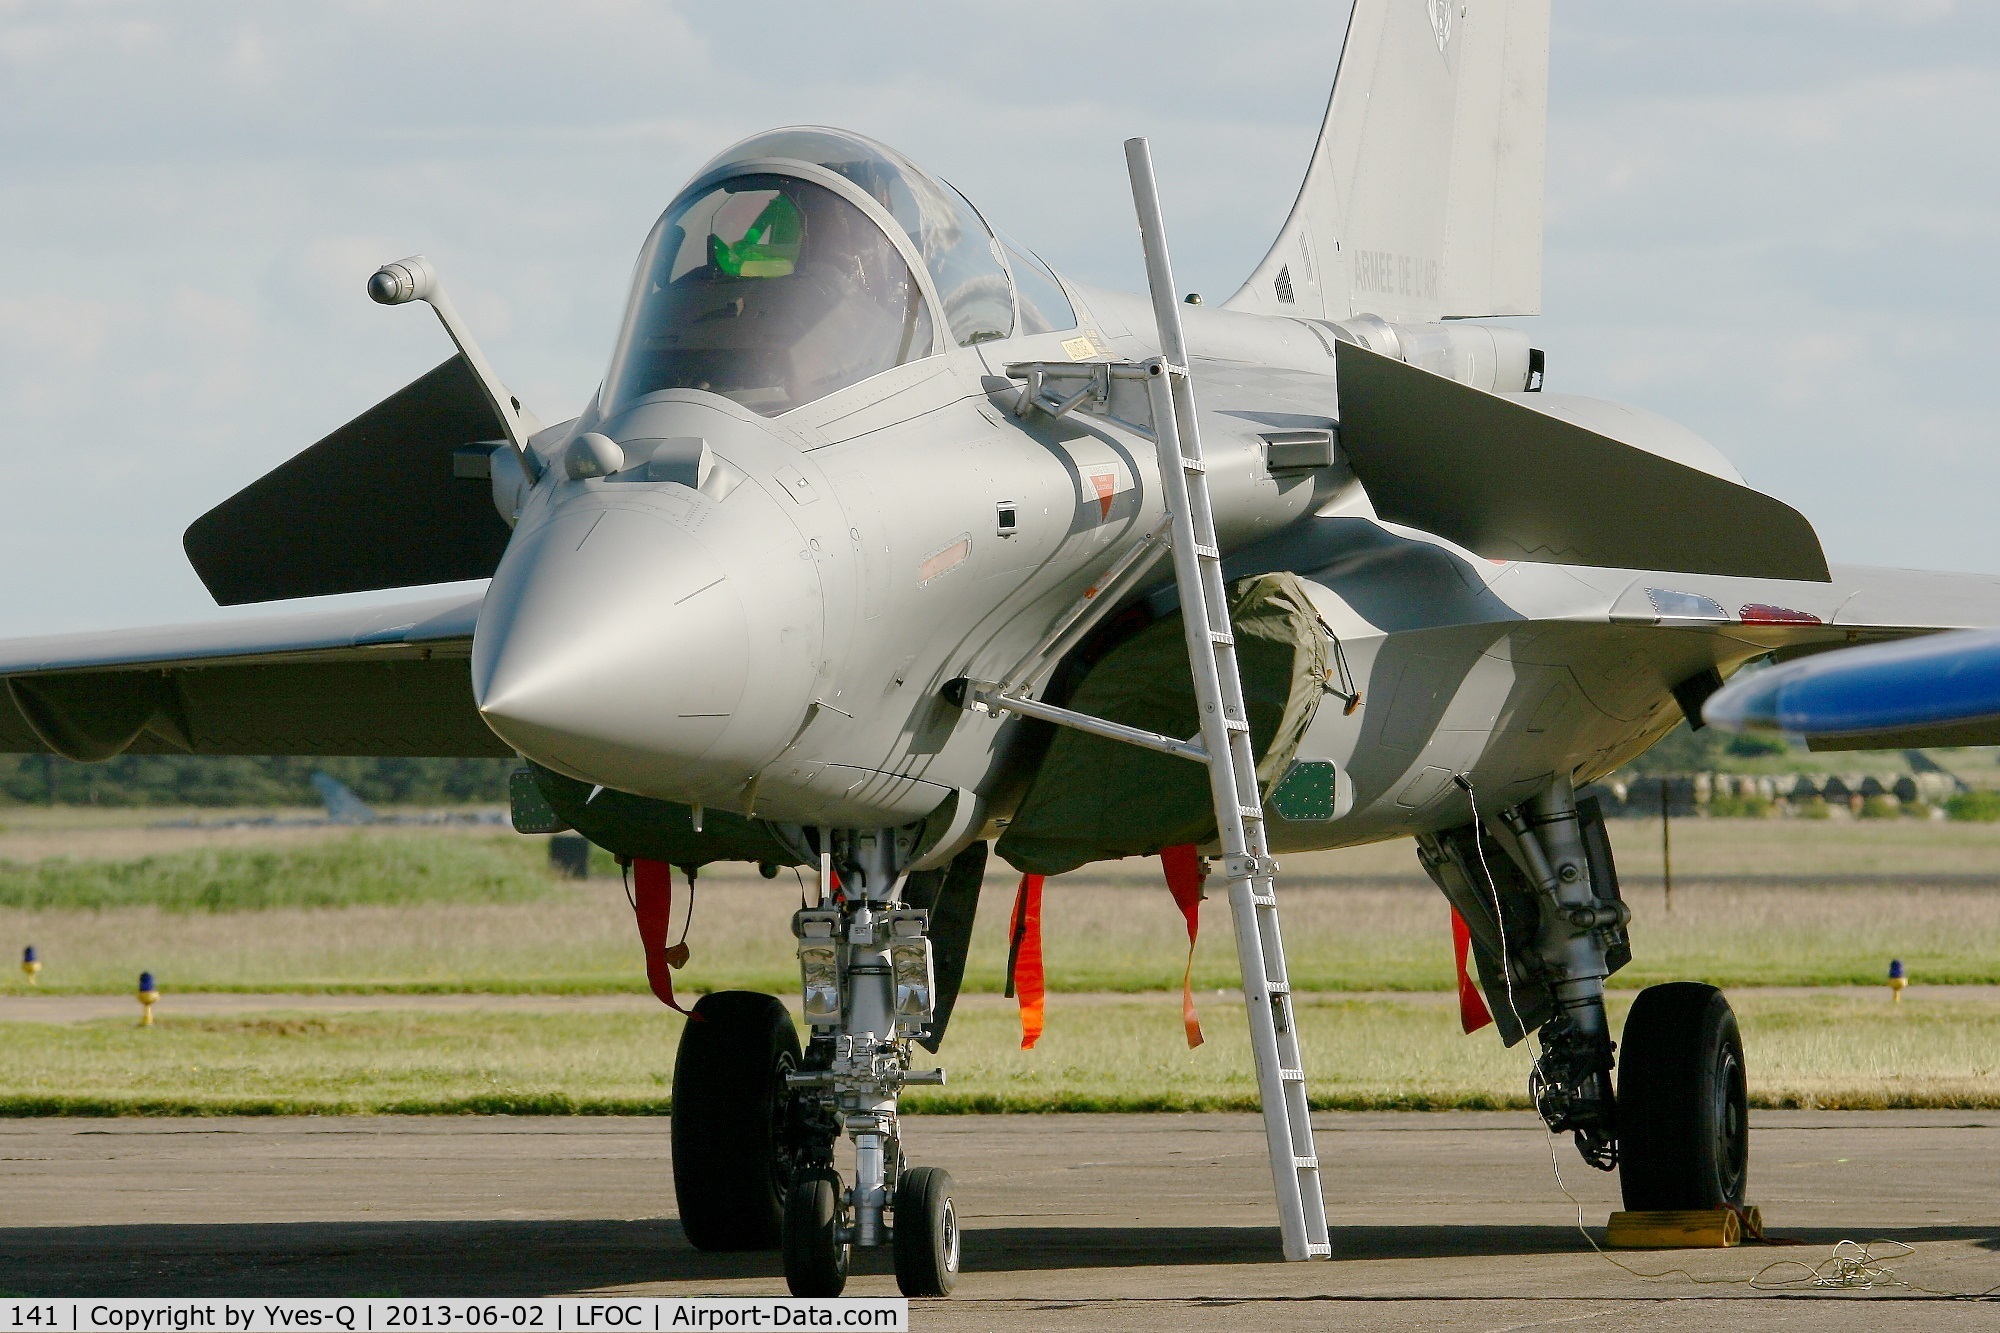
[474,501,751,791]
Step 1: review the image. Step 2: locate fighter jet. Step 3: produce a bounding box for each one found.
[5,0,1997,1298]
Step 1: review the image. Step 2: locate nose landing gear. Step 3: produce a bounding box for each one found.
[667,828,967,1297]
[783,828,959,1297]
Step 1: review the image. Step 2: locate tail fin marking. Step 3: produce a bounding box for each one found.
[1226,0,1549,324]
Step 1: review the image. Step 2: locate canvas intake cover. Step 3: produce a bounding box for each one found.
[996,573,1330,876]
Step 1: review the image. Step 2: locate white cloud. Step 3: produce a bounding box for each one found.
[0,293,122,368]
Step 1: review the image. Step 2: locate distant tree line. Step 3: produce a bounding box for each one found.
[0,755,516,807]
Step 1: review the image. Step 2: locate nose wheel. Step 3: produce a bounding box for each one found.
[1616,982,1749,1210]
[892,1165,961,1296]
[779,1162,961,1298]
[783,1167,851,1296]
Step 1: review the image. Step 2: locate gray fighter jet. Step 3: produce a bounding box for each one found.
[3,0,1994,1297]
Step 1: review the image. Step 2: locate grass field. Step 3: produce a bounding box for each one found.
[0,835,559,911]
[0,989,1990,1115]
[0,811,1993,1113]
[4,818,2000,994]
[8,876,2000,994]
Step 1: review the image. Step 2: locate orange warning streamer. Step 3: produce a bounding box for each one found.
[1006,873,1045,1049]
[1451,906,1492,1035]
[1160,844,1206,1048]
[632,858,697,1018]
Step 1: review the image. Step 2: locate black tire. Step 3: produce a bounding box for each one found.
[670,991,801,1250]
[1617,982,1749,1211]
[892,1165,960,1297]
[783,1169,849,1297]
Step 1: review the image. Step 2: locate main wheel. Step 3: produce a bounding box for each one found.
[892,1165,960,1297]
[783,1168,850,1297]
[670,991,801,1250]
[1616,982,1749,1211]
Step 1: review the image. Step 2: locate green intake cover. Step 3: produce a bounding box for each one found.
[1271,759,1340,822]
[995,573,1329,875]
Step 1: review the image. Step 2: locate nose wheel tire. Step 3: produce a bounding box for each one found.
[783,1168,850,1297]
[671,991,802,1250]
[1615,982,1749,1211]
[892,1165,960,1297]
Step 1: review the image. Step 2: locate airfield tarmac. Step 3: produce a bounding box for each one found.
[0,1111,1993,1330]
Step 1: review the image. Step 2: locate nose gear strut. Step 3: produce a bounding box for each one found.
[783,827,958,1298]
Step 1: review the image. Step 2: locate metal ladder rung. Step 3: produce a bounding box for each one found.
[1127,134,1326,1264]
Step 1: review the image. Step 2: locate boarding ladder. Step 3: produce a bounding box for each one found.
[1124,138,1331,1261]
[961,140,1332,1261]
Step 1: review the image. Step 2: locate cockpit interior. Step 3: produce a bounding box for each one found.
[604,127,1076,419]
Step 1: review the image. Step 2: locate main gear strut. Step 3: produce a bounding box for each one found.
[1500,776,1631,1169]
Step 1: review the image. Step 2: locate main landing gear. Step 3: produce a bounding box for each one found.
[669,828,960,1298]
[671,991,803,1250]
[1420,776,1749,1212]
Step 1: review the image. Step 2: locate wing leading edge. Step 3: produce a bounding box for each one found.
[0,592,507,760]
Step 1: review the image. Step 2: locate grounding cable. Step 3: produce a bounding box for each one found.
[1452,773,2000,1300]
[1453,774,1527,1042]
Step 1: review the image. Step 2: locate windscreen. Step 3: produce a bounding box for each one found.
[604,173,934,418]
[1006,240,1076,334]
[701,128,1013,347]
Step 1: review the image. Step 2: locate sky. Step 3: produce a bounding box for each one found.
[3,0,1998,637]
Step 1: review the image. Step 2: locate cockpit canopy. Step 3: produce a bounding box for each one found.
[604,127,1075,419]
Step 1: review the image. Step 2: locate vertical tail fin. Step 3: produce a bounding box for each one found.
[1224,0,1549,323]
[309,771,378,825]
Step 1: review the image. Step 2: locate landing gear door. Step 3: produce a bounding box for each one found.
[1416,825,1555,1047]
